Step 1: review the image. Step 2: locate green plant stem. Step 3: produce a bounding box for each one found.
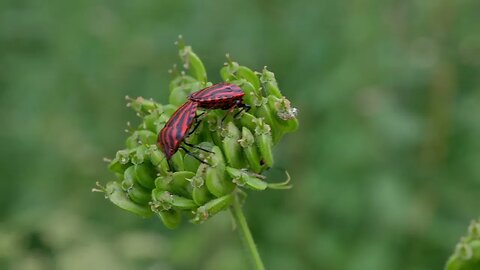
[230,194,266,270]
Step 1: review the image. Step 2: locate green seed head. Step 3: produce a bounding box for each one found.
[98,39,298,229]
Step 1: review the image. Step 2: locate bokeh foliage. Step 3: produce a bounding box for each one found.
[1,0,479,269]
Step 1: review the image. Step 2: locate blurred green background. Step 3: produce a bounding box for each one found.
[1,0,479,269]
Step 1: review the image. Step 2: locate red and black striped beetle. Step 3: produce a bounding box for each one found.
[157,101,198,160]
[188,82,248,112]
[157,101,211,168]
[158,82,249,169]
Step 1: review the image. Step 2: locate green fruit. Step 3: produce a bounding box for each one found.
[183,152,201,172]
[205,147,235,197]
[254,123,274,168]
[192,185,211,205]
[190,167,212,205]
[239,112,258,131]
[126,184,152,205]
[152,190,197,210]
[108,157,129,174]
[134,163,157,189]
[157,209,181,229]
[267,95,299,133]
[225,167,267,191]
[170,151,184,172]
[206,166,234,197]
[169,85,190,106]
[219,55,238,81]
[239,127,262,173]
[128,97,159,114]
[179,46,207,83]
[259,67,282,98]
[104,182,152,217]
[142,113,160,133]
[149,147,169,176]
[192,194,234,223]
[123,166,136,188]
[169,74,197,93]
[131,145,148,165]
[135,130,157,145]
[155,171,195,198]
[237,66,261,91]
[222,122,246,168]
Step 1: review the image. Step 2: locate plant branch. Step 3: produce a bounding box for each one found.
[230,194,266,270]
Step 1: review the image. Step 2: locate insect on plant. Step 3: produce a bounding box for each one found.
[188,82,250,118]
[158,83,248,170]
[157,101,211,168]
[99,40,299,270]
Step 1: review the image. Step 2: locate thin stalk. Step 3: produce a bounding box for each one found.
[230,194,265,270]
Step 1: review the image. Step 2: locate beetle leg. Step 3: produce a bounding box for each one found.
[221,104,238,123]
[180,146,210,165]
[233,103,250,118]
[166,158,174,172]
[183,142,214,154]
[188,111,207,136]
[188,119,202,136]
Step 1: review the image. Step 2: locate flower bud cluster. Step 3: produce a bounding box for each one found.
[446,219,480,270]
[97,38,298,229]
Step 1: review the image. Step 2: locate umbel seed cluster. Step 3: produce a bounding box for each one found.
[446,219,480,270]
[96,38,298,229]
